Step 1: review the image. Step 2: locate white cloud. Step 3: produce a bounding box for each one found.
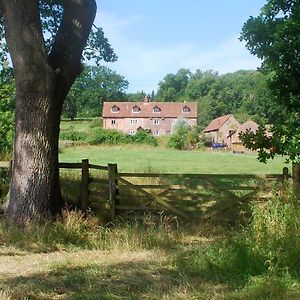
[95,12,261,93]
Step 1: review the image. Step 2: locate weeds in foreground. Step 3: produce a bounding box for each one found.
[174,189,300,299]
[0,211,187,253]
[1,190,300,299]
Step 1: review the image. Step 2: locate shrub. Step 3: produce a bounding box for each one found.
[0,168,10,204]
[60,126,88,141]
[89,118,103,129]
[0,111,14,161]
[175,189,300,297]
[130,130,158,146]
[87,128,129,145]
[168,120,202,150]
[87,128,158,146]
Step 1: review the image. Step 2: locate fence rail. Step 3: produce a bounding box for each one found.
[1,159,298,221]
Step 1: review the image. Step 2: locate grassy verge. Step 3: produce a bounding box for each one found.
[0,213,228,299]
[1,189,300,299]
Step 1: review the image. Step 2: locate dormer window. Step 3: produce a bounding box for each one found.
[111,105,120,113]
[153,106,161,113]
[132,105,141,113]
[182,106,190,113]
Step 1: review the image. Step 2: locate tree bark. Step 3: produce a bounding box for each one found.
[1,0,96,225]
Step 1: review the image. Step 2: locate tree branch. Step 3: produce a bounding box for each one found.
[1,0,49,77]
[48,0,97,90]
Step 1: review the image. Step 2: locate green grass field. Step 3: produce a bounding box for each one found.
[59,144,289,174]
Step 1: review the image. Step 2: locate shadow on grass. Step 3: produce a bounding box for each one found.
[2,240,300,299]
[1,259,224,300]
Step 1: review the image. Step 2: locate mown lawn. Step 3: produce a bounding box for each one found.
[59,144,289,174]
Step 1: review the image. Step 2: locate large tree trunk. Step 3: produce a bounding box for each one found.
[7,73,64,223]
[1,0,96,225]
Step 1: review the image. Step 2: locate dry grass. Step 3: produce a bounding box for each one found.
[1,191,300,300]
[0,213,229,300]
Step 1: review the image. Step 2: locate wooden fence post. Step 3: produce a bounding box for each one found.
[108,163,118,222]
[292,162,300,196]
[282,167,289,181]
[80,159,89,213]
[282,167,289,198]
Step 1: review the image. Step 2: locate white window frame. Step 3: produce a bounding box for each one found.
[111,119,116,125]
[129,130,135,135]
[153,119,160,125]
[153,130,159,136]
[129,119,138,124]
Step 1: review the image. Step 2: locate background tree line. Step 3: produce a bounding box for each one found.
[0,65,280,158]
[155,68,276,129]
[62,66,278,131]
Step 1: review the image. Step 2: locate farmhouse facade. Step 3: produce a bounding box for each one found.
[102,99,197,136]
[230,120,259,153]
[203,114,241,146]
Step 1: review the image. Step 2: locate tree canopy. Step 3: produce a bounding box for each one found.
[0,1,116,69]
[156,68,274,129]
[240,0,300,163]
[63,65,129,119]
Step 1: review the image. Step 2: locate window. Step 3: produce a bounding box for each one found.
[132,105,141,113]
[182,105,190,113]
[153,106,161,113]
[130,119,138,124]
[129,130,135,135]
[153,119,160,125]
[173,119,177,123]
[111,105,119,113]
[111,120,116,125]
[153,130,159,136]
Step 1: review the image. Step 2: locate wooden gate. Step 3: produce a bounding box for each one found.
[111,167,290,221]
[1,160,291,221]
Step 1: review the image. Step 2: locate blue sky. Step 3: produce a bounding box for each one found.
[95,0,266,93]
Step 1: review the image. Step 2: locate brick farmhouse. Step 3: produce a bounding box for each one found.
[102,99,197,136]
[203,114,241,146]
[230,120,259,152]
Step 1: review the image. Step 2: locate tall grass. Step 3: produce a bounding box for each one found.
[1,188,300,298]
[0,211,182,253]
[174,188,300,298]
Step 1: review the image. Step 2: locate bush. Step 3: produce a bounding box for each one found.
[89,118,103,129]
[87,128,158,146]
[87,128,129,145]
[60,126,88,141]
[130,130,158,146]
[175,189,300,297]
[168,120,202,150]
[0,168,10,204]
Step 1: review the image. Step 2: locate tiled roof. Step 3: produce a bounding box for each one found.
[238,120,259,134]
[203,114,232,132]
[102,101,197,118]
[232,120,259,143]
